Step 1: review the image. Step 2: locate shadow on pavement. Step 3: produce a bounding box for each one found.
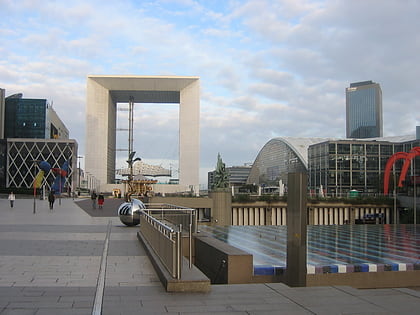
[74,198,125,217]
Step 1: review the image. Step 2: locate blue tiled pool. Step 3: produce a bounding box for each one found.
[198,224,420,275]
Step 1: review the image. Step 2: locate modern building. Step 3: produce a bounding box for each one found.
[0,88,5,139]
[4,94,69,139]
[0,89,77,191]
[247,137,330,187]
[85,75,200,194]
[346,81,383,139]
[245,134,420,197]
[3,138,77,192]
[208,164,252,189]
[308,136,419,196]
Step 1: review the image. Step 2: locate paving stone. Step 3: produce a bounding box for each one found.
[0,198,419,314]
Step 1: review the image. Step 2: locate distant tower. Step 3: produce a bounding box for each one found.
[346,81,382,138]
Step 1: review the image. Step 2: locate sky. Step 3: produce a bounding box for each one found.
[1,0,420,188]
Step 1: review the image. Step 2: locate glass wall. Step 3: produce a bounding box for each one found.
[309,140,399,196]
[247,139,307,187]
[5,98,47,139]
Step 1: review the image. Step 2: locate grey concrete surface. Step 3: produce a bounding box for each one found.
[0,196,419,314]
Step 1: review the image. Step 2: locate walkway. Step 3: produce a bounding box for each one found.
[0,196,419,314]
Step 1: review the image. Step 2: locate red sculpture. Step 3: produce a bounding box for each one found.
[383,147,420,195]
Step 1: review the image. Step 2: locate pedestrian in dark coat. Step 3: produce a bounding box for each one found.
[48,191,55,210]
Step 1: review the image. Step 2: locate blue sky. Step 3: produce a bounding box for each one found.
[1,0,420,188]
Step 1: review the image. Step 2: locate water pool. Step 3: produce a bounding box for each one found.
[198,224,420,275]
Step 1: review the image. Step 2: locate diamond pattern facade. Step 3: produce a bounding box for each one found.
[6,138,77,191]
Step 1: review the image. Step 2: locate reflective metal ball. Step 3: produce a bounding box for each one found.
[117,198,145,226]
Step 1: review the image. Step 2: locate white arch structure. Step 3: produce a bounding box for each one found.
[85,75,200,193]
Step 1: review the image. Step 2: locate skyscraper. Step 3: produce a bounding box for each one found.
[346,81,383,138]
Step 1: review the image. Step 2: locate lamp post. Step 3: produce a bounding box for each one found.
[31,160,40,214]
[77,156,83,196]
[126,151,141,197]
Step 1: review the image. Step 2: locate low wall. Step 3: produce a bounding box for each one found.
[194,235,253,284]
[307,270,420,288]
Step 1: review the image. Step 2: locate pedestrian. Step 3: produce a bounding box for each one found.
[48,191,55,210]
[91,191,97,209]
[98,193,104,209]
[8,192,15,208]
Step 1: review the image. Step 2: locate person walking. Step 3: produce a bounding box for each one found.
[97,194,104,209]
[8,192,15,208]
[91,191,97,209]
[48,191,55,210]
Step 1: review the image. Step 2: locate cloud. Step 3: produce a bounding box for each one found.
[1,0,420,188]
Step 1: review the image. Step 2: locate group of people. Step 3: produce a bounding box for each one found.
[91,191,105,209]
[8,190,57,209]
[7,190,105,210]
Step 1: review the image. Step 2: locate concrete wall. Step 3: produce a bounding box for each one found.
[194,235,253,284]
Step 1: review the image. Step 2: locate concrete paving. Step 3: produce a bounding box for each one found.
[0,196,419,314]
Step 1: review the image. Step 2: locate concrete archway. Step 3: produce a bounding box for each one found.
[85,75,200,193]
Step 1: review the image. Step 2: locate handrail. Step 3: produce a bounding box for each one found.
[140,210,175,238]
[139,203,197,279]
[140,210,181,278]
[143,203,198,233]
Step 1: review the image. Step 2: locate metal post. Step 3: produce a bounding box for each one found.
[59,168,61,205]
[32,160,37,214]
[176,224,182,279]
[77,156,83,195]
[393,164,397,224]
[414,157,417,225]
[189,223,192,269]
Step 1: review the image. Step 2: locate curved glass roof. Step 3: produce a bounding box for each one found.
[273,137,331,168]
[265,135,416,169]
[247,135,417,186]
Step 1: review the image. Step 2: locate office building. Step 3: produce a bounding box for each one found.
[246,134,419,196]
[308,135,419,195]
[4,93,69,139]
[0,89,76,190]
[208,164,252,189]
[4,138,77,191]
[247,137,329,187]
[346,81,383,138]
[0,88,5,139]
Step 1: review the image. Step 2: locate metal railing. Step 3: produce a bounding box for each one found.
[139,204,197,279]
[142,203,198,233]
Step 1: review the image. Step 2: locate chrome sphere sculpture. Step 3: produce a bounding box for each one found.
[117,198,145,226]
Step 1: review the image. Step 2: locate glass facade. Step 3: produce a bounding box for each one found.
[208,165,251,189]
[309,139,420,196]
[241,136,419,196]
[247,138,307,187]
[5,98,47,139]
[346,81,382,138]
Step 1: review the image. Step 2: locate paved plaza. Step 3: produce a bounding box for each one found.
[0,196,419,314]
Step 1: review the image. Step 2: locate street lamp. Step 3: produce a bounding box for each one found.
[126,151,141,196]
[31,160,40,214]
[77,156,83,196]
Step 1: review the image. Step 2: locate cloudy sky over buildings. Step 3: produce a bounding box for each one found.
[1,0,420,186]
